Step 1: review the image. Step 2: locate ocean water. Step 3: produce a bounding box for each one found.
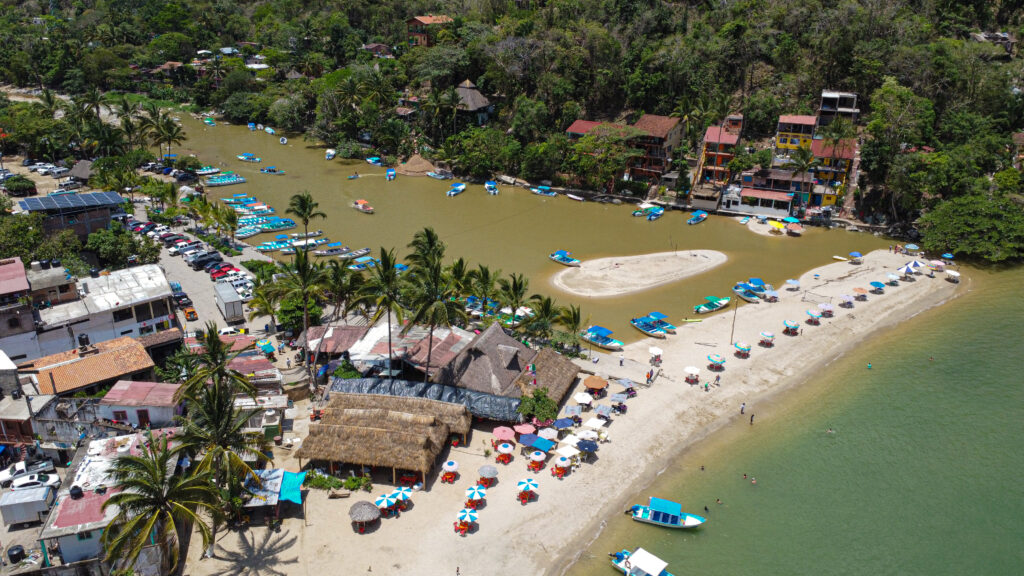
[565,266,1024,575]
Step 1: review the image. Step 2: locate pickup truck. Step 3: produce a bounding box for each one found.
[0,460,55,487]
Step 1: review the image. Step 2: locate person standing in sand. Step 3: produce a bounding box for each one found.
[740,402,746,414]
[750,413,755,425]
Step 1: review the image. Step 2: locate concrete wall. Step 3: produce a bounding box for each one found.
[96,404,175,428]
[56,530,103,563]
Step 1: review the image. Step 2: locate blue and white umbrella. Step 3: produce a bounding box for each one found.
[517,478,539,492]
[465,485,487,500]
[457,508,478,522]
[897,265,916,275]
[391,486,413,501]
[869,281,886,289]
[783,216,800,223]
[908,260,926,268]
[905,244,920,251]
[942,253,954,260]
[786,279,800,286]
[849,251,862,258]
[375,493,397,508]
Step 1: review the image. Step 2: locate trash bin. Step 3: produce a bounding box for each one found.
[8,545,25,564]
[274,436,282,446]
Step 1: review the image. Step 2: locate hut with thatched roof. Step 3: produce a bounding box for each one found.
[295,393,471,482]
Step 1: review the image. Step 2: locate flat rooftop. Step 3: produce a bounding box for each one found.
[99,380,180,407]
[38,265,171,327]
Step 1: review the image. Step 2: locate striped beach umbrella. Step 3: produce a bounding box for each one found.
[391,486,412,501]
[783,320,799,329]
[375,493,397,508]
[734,342,752,352]
[707,354,726,365]
[806,310,822,319]
[465,485,487,500]
[457,508,478,522]
[760,331,775,340]
[517,478,539,492]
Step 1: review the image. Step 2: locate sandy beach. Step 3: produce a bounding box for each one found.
[185,249,961,576]
[552,250,728,297]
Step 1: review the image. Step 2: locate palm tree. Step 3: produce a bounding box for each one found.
[120,116,144,152]
[101,431,219,574]
[361,248,405,378]
[177,322,255,399]
[469,264,501,319]
[783,146,820,212]
[446,257,472,299]
[497,273,530,331]
[180,380,268,489]
[525,294,559,342]
[247,283,282,331]
[556,304,584,353]
[108,92,140,120]
[217,204,239,247]
[285,190,326,240]
[403,261,467,382]
[156,116,185,158]
[326,260,367,321]
[36,89,62,118]
[269,250,328,378]
[407,226,445,269]
[79,86,105,121]
[359,69,394,108]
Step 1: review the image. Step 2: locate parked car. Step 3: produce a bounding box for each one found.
[169,241,201,256]
[191,254,222,270]
[21,158,34,167]
[11,473,61,491]
[183,250,210,263]
[183,307,199,321]
[171,292,192,307]
[218,327,240,336]
[207,262,234,273]
[49,167,69,178]
[210,268,240,280]
[147,226,170,238]
[176,172,197,182]
[0,460,55,487]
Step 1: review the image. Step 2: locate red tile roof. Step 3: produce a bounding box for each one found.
[741,188,796,202]
[100,380,180,407]
[632,114,680,139]
[408,15,453,25]
[811,138,856,160]
[565,120,603,136]
[704,126,740,146]
[0,257,29,295]
[228,355,277,375]
[20,337,155,395]
[778,115,818,126]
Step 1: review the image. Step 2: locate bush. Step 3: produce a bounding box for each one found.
[2,174,36,196]
[333,360,362,379]
[242,260,278,281]
[303,470,345,490]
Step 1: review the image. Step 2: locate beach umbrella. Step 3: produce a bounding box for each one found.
[853,287,868,294]
[684,366,701,376]
[849,251,862,258]
[583,375,609,390]
[375,493,398,508]
[496,442,515,455]
[707,354,726,365]
[517,478,539,492]
[648,346,663,357]
[942,253,954,259]
[574,392,594,404]
[465,485,488,500]
[493,427,515,441]
[478,465,498,479]
[929,260,945,268]
[908,260,926,268]
[553,418,574,430]
[583,418,606,429]
[457,508,478,523]
[807,310,822,319]
[563,405,582,417]
[734,342,751,352]
[609,393,629,403]
[513,423,536,435]
[765,290,780,298]
[870,281,886,289]
[783,320,799,329]
[760,331,775,340]
[349,501,381,523]
[577,440,599,453]
[555,457,571,468]
[560,433,581,446]
[783,216,800,223]
[897,265,916,276]
[786,279,800,286]
[946,270,961,278]
[518,433,539,446]
[577,429,599,441]
[391,486,413,501]
[442,460,459,473]
[887,273,900,281]
[818,303,834,312]
[839,294,854,303]
[905,244,920,251]
[537,428,559,441]
[528,450,547,462]
[769,220,786,229]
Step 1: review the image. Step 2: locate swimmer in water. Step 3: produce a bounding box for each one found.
[827,427,834,434]
[751,478,757,485]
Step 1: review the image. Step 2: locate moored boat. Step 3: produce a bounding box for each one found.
[203,117,215,126]
[263,126,276,135]
[687,210,708,225]
[630,317,666,338]
[365,156,382,166]
[549,250,581,267]
[339,247,371,260]
[196,166,220,176]
[247,122,256,131]
[290,237,329,249]
[205,174,247,187]
[739,216,751,224]
[314,242,350,257]
[531,185,556,196]
[222,196,257,205]
[290,230,323,239]
[347,255,378,271]
[694,296,730,314]
[446,183,467,197]
[567,194,585,202]
[426,170,452,180]
[352,199,374,214]
[786,222,804,236]
[260,166,286,175]
[610,547,673,576]
[628,497,706,529]
[499,306,534,328]
[279,137,287,145]
[632,203,658,217]
[485,181,499,195]
[386,168,396,181]
[582,326,624,351]
[325,149,337,160]
[732,283,762,303]
[646,207,665,221]
[236,153,261,163]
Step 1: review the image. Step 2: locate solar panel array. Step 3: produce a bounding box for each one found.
[19,191,125,212]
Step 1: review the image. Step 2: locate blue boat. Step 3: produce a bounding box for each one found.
[325,149,337,160]
[630,317,666,338]
[426,171,451,180]
[247,122,256,131]
[203,117,215,127]
[485,181,499,195]
[610,547,673,576]
[347,256,379,271]
[236,153,261,163]
[629,497,706,530]
[746,278,770,297]
[739,216,751,224]
[582,326,623,351]
[196,166,220,176]
[395,263,409,274]
[264,126,276,135]
[314,242,350,257]
[732,283,761,304]
[386,168,396,181]
[687,210,708,225]
[646,207,665,221]
[365,156,382,166]
[205,174,246,187]
[531,185,556,197]
[645,312,676,334]
[549,250,581,267]
[446,183,466,197]
[222,196,257,204]
[260,166,286,175]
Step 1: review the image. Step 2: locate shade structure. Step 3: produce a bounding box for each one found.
[887,273,900,281]
[942,253,954,259]
[555,456,571,467]
[257,338,274,354]
[786,279,800,286]
[609,393,629,403]
[529,450,547,462]
[783,216,800,223]
[769,220,786,229]
[583,375,609,390]
[513,423,536,435]
[594,404,613,418]
[734,342,751,352]
[869,281,886,289]
[457,508,478,522]
[531,437,555,452]
[553,418,574,430]
[908,260,926,268]
[583,417,606,429]
[577,440,599,453]
[465,485,488,500]
[556,445,580,459]
[849,251,862,258]
[839,294,854,302]
[349,501,381,522]
[806,310,822,319]
[760,331,775,339]
[783,320,799,329]
[648,346,663,356]
[517,478,539,491]
[853,287,868,294]
[574,392,594,404]
[375,493,398,508]
[818,303,834,312]
[478,465,499,479]
[905,244,920,250]
[707,354,726,365]
[518,433,539,446]
[537,428,559,440]
[929,260,945,268]
[496,442,515,454]
[560,433,581,447]
[493,427,515,441]
[897,265,916,275]
[577,429,599,441]
[684,366,701,376]
[391,486,413,501]
[442,460,459,472]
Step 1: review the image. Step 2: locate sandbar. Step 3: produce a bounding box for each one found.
[552,250,727,297]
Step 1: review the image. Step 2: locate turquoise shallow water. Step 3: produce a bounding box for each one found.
[566,267,1024,575]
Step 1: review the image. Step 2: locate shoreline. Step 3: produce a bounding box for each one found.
[551,250,728,298]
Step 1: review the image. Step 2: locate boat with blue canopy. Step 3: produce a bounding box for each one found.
[687,210,708,225]
[582,326,624,351]
[446,183,467,197]
[222,196,257,205]
[629,497,706,529]
[365,156,382,166]
[694,296,730,314]
[236,153,261,163]
[646,206,665,221]
[645,312,676,334]
[610,547,674,576]
[531,185,556,197]
[347,256,379,271]
[203,117,215,126]
[325,149,337,160]
[549,250,581,267]
[732,283,762,303]
[386,168,396,181]
[263,126,276,135]
[485,181,499,195]
[630,317,666,338]
[260,166,286,175]
[247,122,256,131]
[196,166,220,176]
[314,243,349,257]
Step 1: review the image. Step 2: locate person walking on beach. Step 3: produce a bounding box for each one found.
[750,413,755,425]
[740,402,746,414]
[619,353,624,366]
[715,374,721,385]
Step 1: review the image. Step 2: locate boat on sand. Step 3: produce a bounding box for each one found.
[644,311,676,334]
[694,296,730,314]
[549,250,581,267]
[630,317,667,338]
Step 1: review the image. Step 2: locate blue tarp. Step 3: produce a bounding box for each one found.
[280,471,306,505]
[588,326,613,337]
[531,437,555,452]
[553,418,574,429]
[519,433,539,446]
[648,311,668,320]
[735,283,756,291]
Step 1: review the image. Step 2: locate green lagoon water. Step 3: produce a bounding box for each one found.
[565,267,1024,576]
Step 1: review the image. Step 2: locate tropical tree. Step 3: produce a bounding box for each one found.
[525,294,559,341]
[403,260,467,381]
[362,247,406,377]
[36,89,62,118]
[269,250,328,377]
[407,226,445,269]
[101,431,219,574]
[285,190,326,240]
[326,260,367,321]
[782,146,820,210]
[469,264,501,317]
[556,304,584,352]
[156,116,185,158]
[177,322,255,400]
[246,284,282,331]
[217,204,239,246]
[497,272,530,332]
[446,257,471,298]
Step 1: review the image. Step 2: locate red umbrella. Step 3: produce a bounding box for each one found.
[493,427,515,441]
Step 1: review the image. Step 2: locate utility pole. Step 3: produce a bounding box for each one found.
[729,299,739,345]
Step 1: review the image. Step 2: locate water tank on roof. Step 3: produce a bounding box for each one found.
[78,333,90,347]
[7,545,25,564]
[30,261,42,271]
[69,485,84,500]
[51,258,61,267]
[40,260,50,269]
[89,268,99,278]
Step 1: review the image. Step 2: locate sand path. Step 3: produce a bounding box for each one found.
[552,250,727,297]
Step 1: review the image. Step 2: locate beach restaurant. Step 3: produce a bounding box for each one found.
[295,393,471,484]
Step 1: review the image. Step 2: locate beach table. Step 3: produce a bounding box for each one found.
[583,417,606,429]
[609,393,629,403]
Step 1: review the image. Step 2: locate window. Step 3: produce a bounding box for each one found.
[134,303,152,322]
[58,284,71,294]
[150,299,168,318]
[7,318,18,329]
[112,410,128,421]
[77,531,93,540]
[113,308,133,323]
[120,329,133,335]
